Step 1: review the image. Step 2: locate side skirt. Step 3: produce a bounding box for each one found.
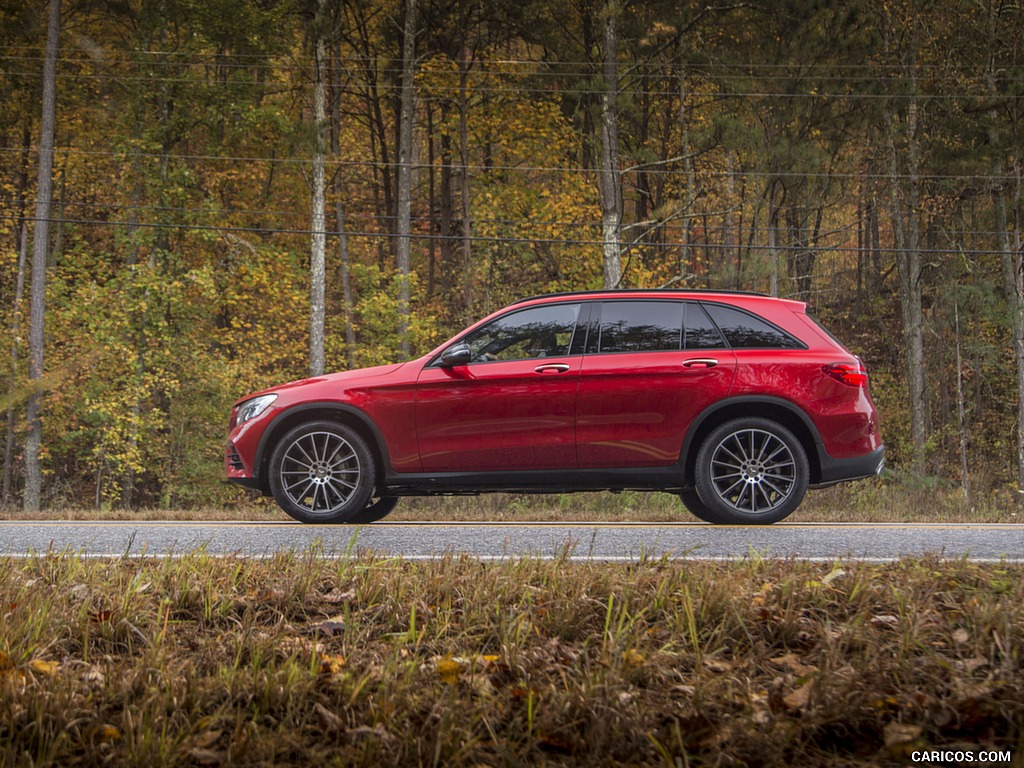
[382,466,688,496]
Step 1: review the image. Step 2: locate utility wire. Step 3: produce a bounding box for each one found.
[1,212,1017,257]
[0,146,1016,183]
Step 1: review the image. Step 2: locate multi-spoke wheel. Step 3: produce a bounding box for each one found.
[693,418,808,524]
[268,421,376,524]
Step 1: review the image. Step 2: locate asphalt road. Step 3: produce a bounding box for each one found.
[2,520,1023,562]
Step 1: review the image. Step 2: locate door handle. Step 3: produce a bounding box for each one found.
[682,358,719,369]
[534,363,571,374]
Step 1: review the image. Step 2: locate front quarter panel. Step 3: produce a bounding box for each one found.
[227,360,425,488]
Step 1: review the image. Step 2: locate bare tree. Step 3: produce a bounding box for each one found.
[598,0,623,289]
[309,0,329,377]
[395,0,418,358]
[3,224,28,505]
[24,0,61,512]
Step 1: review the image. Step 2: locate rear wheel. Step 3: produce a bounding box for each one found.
[694,417,808,524]
[268,421,377,524]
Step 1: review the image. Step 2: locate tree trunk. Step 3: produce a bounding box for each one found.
[998,173,1024,497]
[308,0,328,377]
[767,182,781,297]
[598,0,623,289]
[886,101,927,475]
[331,42,356,370]
[24,0,61,512]
[3,224,28,506]
[459,45,473,313]
[679,56,697,281]
[395,0,418,358]
[953,299,970,503]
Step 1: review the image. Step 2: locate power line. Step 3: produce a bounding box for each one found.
[7,197,1024,241]
[0,146,1017,183]
[1,212,1018,258]
[3,66,1015,100]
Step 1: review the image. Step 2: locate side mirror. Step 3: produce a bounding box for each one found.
[440,343,472,367]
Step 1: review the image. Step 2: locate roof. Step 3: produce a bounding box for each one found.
[508,288,770,306]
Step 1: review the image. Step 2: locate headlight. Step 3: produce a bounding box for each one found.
[235,394,277,426]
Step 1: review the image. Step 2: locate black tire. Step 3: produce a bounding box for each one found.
[346,495,400,524]
[678,490,717,523]
[268,420,377,524]
[694,417,808,525]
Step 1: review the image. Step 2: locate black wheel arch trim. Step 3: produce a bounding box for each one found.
[252,402,392,490]
[680,395,826,484]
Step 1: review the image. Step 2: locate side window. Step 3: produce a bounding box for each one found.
[463,303,581,362]
[683,302,727,349]
[702,303,804,349]
[598,301,683,353]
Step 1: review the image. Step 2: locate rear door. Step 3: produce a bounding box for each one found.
[576,300,737,468]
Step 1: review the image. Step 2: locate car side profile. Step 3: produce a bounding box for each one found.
[226,290,884,525]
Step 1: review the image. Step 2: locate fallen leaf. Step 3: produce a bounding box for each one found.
[187,748,223,766]
[315,616,347,638]
[955,657,988,675]
[91,609,116,624]
[318,654,346,676]
[782,681,814,711]
[537,730,576,755]
[769,653,818,677]
[883,722,924,759]
[95,724,121,744]
[436,656,463,685]
[821,568,847,586]
[348,724,395,743]
[871,614,899,629]
[314,702,344,732]
[28,659,60,676]
[703,658,734,673]
[321,589,356,605]
[69,584,89,601]
[621,648,645,669]
[191,730,223,750]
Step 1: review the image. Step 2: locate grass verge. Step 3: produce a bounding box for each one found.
[1,549,1022,766]
[4,476,1023,523]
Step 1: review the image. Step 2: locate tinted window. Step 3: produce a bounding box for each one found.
[463,303,581,362]
[703,304,803,349]
[683,302,727,349]
[598,301,683,353]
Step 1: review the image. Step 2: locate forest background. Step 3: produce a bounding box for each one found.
[1,0,1022,514]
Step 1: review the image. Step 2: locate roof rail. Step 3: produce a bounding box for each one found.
[508,288,769,306]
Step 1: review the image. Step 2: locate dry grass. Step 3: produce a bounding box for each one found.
[1,549,1022,766]
[4,477,1022,524]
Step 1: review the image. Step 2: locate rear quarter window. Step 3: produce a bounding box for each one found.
[703,303,805,349]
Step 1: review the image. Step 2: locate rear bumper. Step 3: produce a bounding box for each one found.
[813,445,885,488]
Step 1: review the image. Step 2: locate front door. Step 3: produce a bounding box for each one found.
[416,303,584,472]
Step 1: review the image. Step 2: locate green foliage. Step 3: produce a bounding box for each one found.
[2,0,1024,506]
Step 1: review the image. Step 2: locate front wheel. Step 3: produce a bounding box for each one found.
[678,490,716,523]
[694,418,809,525]
[268,420,377,524]
[346,495,400,524]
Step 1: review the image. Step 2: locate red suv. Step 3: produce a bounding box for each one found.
[226,291,883,525]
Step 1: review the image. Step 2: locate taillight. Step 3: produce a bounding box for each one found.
[823,363,868,387]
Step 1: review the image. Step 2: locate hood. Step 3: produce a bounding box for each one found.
[235,361,408,405]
